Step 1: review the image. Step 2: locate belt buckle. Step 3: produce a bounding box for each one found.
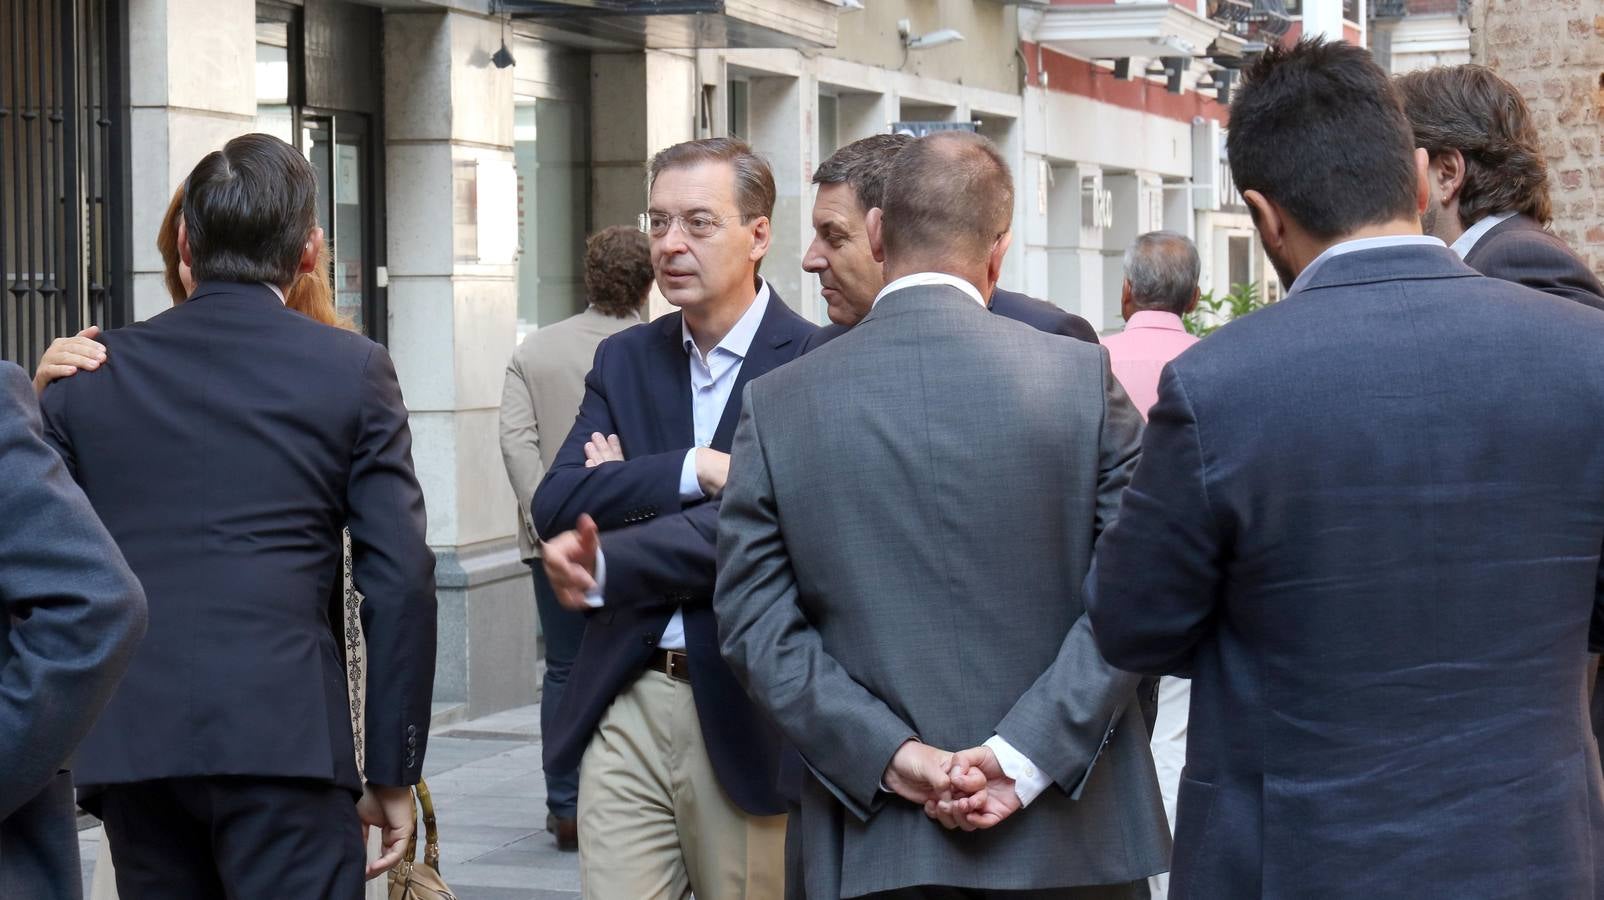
[663,649,690,683]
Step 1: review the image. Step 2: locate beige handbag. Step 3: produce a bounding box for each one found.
[340,536,458,899]
[387,781,458,900]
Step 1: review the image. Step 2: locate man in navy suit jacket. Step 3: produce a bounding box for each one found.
[533,138,813,899]
[1397,64,1604,314]
[1089,39,1604,897]
[0,362,145,900]
[41,135,436,898]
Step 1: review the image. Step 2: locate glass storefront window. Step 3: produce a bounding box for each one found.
[514,97,588,336]
[255,18,294,145]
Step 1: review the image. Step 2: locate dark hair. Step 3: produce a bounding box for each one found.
[649,137,776,220]
[880,131,1013,263]
[1394,65,1551,227]
[182,133,318,287]
[1124,231,1200,314]
[584,225,653,317]
[813,133,913,212]
[1227,38,1420,240]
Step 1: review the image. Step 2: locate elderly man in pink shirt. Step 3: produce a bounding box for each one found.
[1099,229,1200,900]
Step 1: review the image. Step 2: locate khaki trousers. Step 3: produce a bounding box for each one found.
[579,669,786,900]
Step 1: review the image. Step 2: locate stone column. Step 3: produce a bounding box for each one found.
[383,9,532,720]
[749,69,821,322]
[591,50,697,321]
[1472,0,1604,278]
[126,0,257,321]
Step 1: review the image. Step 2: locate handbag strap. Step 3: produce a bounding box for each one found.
[404,780,443,869]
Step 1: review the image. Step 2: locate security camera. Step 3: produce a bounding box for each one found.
[904,27,964,51]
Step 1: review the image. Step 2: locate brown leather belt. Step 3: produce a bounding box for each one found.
[646,648,691,683]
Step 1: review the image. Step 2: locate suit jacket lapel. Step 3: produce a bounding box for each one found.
[652,313,695,449]
[712,298,796,451]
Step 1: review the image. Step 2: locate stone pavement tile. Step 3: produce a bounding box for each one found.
[442,861,581,892]
[446,888,576,900]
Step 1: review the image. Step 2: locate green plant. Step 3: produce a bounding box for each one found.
[1183,281,1269,337]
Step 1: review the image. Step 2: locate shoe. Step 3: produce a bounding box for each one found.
[546,812,579,852]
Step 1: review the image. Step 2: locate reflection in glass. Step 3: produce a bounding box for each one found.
[514,97,589,335]
[255,19,294,145]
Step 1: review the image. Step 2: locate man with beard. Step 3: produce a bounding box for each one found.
[1396,64,1604,311]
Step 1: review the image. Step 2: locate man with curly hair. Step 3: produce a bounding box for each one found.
[1396,64,1604,311]
[497,224,652,851]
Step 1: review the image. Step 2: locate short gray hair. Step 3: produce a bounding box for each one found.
[1123,231,1199,314]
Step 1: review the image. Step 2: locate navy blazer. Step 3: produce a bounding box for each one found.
[0,363,146,899]
[1463,213,1604,313]
[532,289,814,816]
[41,283,437,795]
[1089,245,1604,897]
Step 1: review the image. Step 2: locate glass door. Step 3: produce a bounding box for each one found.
[303,113,378,339]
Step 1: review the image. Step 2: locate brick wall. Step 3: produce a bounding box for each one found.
[1470,0,1604,278]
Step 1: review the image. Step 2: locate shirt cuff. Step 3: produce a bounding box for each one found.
[678,449,705,502]
[583,548,606,609]
[984,735,1051,808]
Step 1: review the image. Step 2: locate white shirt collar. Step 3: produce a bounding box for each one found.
[1287,234,1447,295]
[681,279,770,364]
[873,272,987,309]
[1450,210,1518,259]
[263,282,287,304]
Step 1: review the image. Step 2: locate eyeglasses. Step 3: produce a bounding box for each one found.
[638,211,756,240]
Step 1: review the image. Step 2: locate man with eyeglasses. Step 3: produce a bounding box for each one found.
[532,137,814,900]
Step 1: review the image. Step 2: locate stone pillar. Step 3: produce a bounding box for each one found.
[749,70,820,322]
[1472,0,1604,278]
[1102,170,1163,328]
[591,50,697,321]
[1038,162,1109,331]
[126,0,257,322]
[838,90,898,145]
[383,9,533,719]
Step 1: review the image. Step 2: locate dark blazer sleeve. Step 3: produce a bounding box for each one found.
[4,364,147,819]
[346,345,438,787]
[992,349,1144,794]
[596,501,722,611]
[1061,313,1100,345]
[1087,363,1227,675]
[716,386,917,821]
[1472,231,1604,312]
[532,340,689,539]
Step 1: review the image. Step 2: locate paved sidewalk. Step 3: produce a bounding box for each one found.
[79,704,581,900]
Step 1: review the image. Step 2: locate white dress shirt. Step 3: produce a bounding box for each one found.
[584,281,772,652]
[1450,210,1518,259]
[874,271,987,308]
[264,282,287,303]
[1287,234,1447,296]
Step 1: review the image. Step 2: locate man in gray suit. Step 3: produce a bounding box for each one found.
[498,224,652,850]
[714,131,1168,899]
[0,361,147,899]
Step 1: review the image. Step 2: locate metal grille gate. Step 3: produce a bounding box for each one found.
[0,0,131,369]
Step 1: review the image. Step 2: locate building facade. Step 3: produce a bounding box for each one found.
[3,0,1381,721]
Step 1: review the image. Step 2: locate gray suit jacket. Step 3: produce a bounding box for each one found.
[500,307,641,560]
[715,286,1169,898]
[0,362,146,899]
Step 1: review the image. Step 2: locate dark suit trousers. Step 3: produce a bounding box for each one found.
[864,883,1148,900]
[98,777,364,900]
